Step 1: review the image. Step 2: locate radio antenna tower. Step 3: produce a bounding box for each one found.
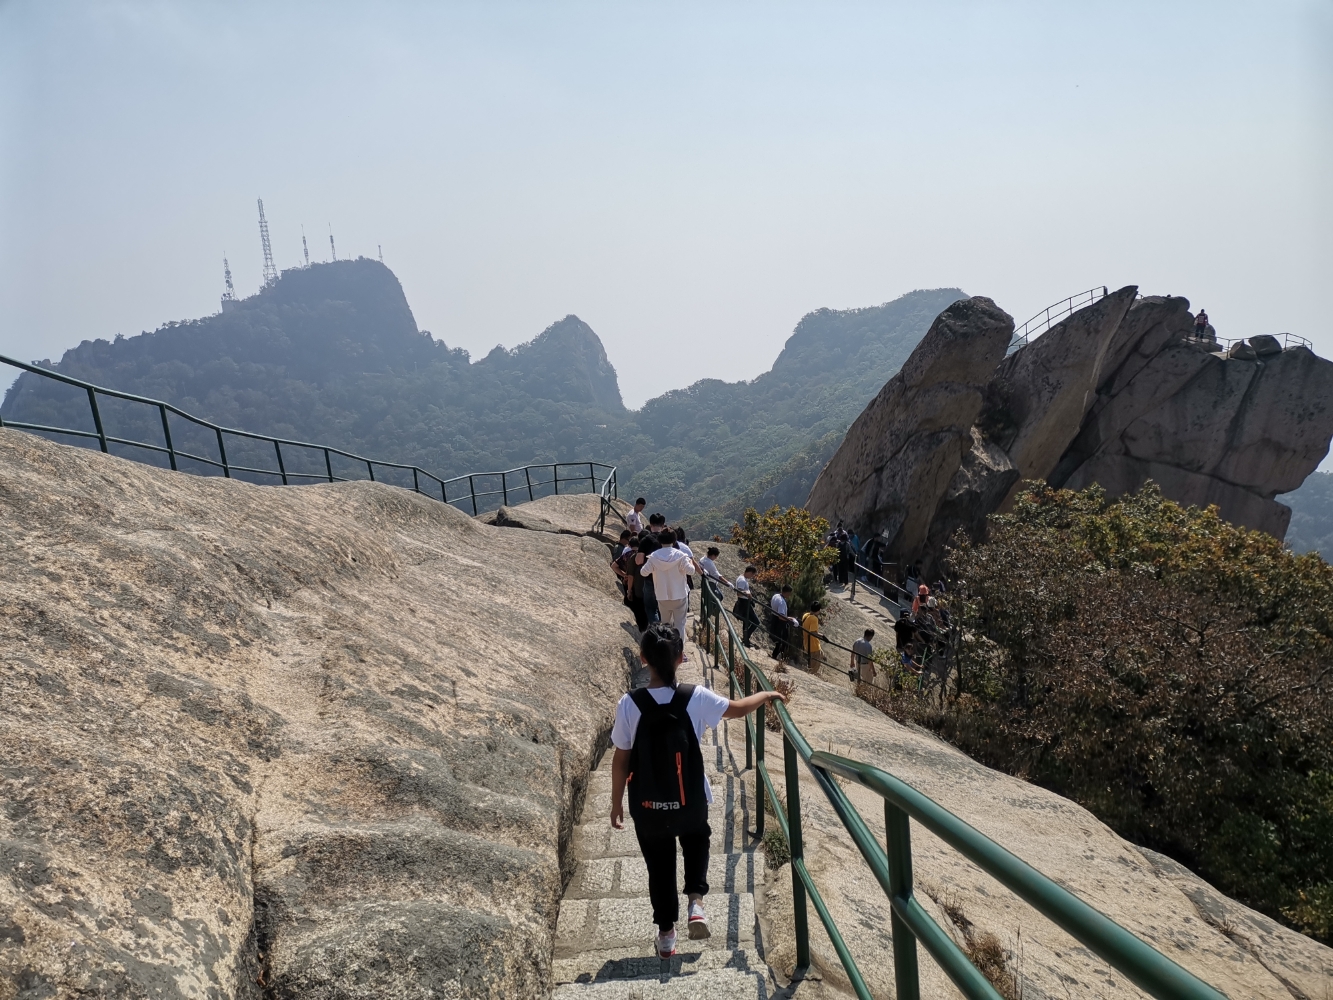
[328,225,337,262]
[378,244,383,262]
[257,199,278,285]
[221,255,238,312]
[301,226,310,266]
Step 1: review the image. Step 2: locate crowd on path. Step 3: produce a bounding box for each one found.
[609,499,958,696]
[600,497,969,961]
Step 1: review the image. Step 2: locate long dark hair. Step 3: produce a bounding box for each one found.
[640,622,684,687]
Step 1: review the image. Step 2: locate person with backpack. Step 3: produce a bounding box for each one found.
[609,623,788,958]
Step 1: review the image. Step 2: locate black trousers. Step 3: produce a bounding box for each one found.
[770,616,789,658]
[735,598,759,644]
[634,822,712,931]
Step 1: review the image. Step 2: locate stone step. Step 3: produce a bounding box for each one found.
[564,849,763,900]
[555,892,755,958]
[552,967,767,999]
[555,945,761,986]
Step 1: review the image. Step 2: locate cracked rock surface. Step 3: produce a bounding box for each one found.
[0,429,632,998]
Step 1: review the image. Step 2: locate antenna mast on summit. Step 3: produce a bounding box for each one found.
[221,255,238,312]
[301,226,310,267]
[257,199,278,285]
[329,225,337,262]
[378,244,383,263]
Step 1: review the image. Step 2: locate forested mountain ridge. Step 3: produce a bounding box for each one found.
[2,258,963,529]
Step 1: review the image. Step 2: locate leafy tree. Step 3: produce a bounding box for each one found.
[730,505,838,612]
[890,482,1333,943]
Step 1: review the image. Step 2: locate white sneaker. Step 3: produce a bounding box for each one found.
[656,926,678,958]
[687,900,710,939]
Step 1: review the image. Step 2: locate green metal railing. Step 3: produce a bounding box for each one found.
[0,352,618,529]
[697,583,1227,1000]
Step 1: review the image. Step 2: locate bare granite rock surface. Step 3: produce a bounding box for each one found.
[0,429,633,999]
[809,289,1333,571]
[805,297,1013,555]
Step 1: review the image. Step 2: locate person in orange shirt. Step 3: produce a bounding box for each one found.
[800,601,824,673]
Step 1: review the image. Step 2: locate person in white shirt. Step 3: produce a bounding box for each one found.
[769,584,797,659]
[609,623,788,958]
[640,530,696,639]
[733,565,760,646]
[627,498,647,536]
[696,545,723,605]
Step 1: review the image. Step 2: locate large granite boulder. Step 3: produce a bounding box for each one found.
[978,285,1138,508]
[0,429,632,998]
[811,288,1333,565]
[806,297,1013,559]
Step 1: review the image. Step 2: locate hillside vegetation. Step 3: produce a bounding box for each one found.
[1,259,961,534]
[901,483,1333,943]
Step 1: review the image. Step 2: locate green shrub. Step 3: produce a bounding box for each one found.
[906,481,1333,944]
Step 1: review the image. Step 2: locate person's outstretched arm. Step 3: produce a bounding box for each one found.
[722,689,787,719]
[609,747,631,829]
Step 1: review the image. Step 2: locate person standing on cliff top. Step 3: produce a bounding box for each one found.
[610,623,788,958]
[1194,309,1210,340]
[627,498,646,535]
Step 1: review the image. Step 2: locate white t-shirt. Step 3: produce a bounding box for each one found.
[611,684,731,803]
[734,575,752,596]
[698,556,721,580]
[627,509,644,533]
[640,546,693,601]
[770,593,788,617]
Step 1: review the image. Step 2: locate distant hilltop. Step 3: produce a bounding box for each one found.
[2,257,966,531]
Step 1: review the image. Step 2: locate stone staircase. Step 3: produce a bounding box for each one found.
[553,641,773,999]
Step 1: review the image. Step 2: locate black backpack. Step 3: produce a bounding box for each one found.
[627,684,709,836]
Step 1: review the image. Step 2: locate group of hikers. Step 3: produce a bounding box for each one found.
[603,497,956,960]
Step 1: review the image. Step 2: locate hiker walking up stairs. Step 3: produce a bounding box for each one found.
[553,623,781,998]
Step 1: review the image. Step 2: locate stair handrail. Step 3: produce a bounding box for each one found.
[0,352,617,519]
[697,582,1226,1000]
[1008,286,1109,354]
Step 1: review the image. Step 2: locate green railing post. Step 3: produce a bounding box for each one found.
[525,466,534,502]
[743,646,753,772]
[158,404,177,470]
[784,730,811,972]
[216,428,230,477]
[755,701,767,838]
[727,627,736,700]
[86,387,108,453]
[274,440,288,485]
[886,801,922,1000]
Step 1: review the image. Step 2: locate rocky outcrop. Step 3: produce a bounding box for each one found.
[805,297,1013,556]
[810,288,1333,571]
[0,430,633,998]
[979,285,1139,507]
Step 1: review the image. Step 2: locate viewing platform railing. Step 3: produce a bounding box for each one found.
[698,582,1226,1000]
[0,352,618,530]
[1007,286,1108,354]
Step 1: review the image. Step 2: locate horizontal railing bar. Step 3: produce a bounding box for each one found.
[810,752,1226,1000]
[0,421,102,441]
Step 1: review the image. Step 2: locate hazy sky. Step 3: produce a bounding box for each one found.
[2,1,1330,412]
